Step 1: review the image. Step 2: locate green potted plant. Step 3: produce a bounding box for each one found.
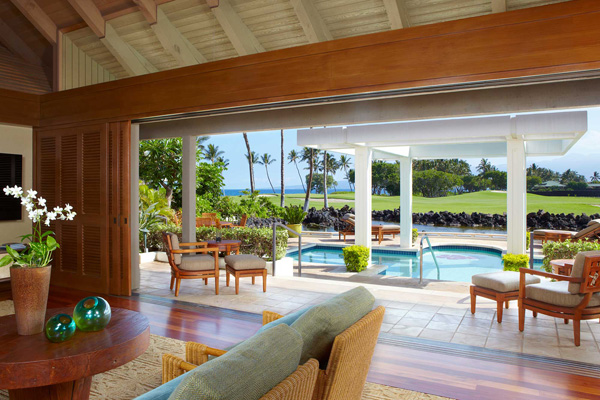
[0,186,76,335]
[281,205,307,238]
[342,245,370,272]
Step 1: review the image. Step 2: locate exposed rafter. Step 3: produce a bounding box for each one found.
[382,0,410,30]
[66,0,105,37]
[101,24,158,76]
[290,0,332,43]
[491,0,507,13]
[9,0,56,44]
[133,0,157,25]
[0,17,42,65]
[210,0,264,56]
[151,8,207,66]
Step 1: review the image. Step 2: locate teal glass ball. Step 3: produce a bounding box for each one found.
[45,313,76,343]
[73,296,111,332]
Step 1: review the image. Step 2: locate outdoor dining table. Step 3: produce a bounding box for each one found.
[206,239,241,254]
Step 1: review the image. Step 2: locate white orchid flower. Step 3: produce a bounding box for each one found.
[64,204,73,212]
[26,189,37,198]
[38,197,46,207]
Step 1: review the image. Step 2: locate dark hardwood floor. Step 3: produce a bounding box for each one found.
[4,286,600,399]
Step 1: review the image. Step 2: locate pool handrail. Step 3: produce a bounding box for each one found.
[272,222,302,277]
[419,234,440,283]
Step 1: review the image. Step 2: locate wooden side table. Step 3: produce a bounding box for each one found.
[206,239,241,254]
[0,307,149,400]
[550,259,575,276]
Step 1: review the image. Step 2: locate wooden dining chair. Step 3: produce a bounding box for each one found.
[162,232,220,296]
[195,217,215,227]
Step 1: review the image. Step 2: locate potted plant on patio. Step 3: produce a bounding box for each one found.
[0,186,76,335]
[281,205,307,238]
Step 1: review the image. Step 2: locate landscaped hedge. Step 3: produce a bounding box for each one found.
[541,239,600,273]
[142,223,288,260]
[502,254,529,272]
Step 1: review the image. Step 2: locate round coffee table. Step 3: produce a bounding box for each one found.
[206,239,241,253]
[0,307,149,399]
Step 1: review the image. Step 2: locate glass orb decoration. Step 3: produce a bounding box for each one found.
[45,313,76,343]
[73,296,112,332]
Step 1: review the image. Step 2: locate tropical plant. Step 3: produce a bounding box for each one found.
[323,151,329,208]
[139,182,174,220]
[502,254,529,272]
[243,133,255,192]
[413,170,463,198]
[238,190,282,219]
[258,153,277,194]
[476,158,496,175]
[306,173,337,194]
[541,239,600,272]
[338,155,353,191]
[342,245,370,272]
[280,130,285,207]
[0,187,76,268]
[203,144,224,164]
[591,171,600,183]
[560,169,586,184]
[288,149,306,192]
[301,147,318,211]
[280,205,307,224]
[527,175,542,191]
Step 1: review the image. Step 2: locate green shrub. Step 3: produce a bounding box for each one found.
[542,239,600,272]
[526,232,530,250]
[281,205,307,224]
[342,245,370,272]
[502,253,529,272]
[143,224,288,260]
[412,228,418,244]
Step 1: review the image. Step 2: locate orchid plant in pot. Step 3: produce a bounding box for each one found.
[1,186,76,335]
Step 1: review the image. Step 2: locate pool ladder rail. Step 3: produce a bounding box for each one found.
[419,234,440,283]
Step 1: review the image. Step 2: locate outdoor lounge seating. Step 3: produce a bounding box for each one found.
[224,254,267,294]
[531,219,600,244]
[519,251,600,346]
[162,232,220,296]
[471,271,540,323]
[338,214,400,245]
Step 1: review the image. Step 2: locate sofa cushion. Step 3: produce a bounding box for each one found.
[257,306,313,335]
[527,281,600,308]
[167,233,182,265]
[168,324,303,400]
[380,225,400,231]
[179,254,215,271]
[290,286,375,368]
[225,254,267,270]
[472,271,540,293]
[568,251,600,293]
[135,374,186,400]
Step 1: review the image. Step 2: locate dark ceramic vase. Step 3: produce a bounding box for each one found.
[10,265,51,335]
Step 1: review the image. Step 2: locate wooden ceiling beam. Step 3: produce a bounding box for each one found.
[66,0,105,37]
[133,0,157,25]
[290,0,332,43]
[151,8,207,66]
[210,0,264,56]
[9,0,56,44]
[491,0,508,13]
[101,24,158,76]
[382,0,411,30]
[0,17,42,65]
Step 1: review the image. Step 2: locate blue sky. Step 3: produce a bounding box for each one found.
[204,109,600,190]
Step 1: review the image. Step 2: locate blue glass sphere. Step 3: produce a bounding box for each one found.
[73,296,111,332]
[45,313,76,343]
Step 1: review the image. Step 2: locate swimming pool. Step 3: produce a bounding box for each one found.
[288,245,541,283]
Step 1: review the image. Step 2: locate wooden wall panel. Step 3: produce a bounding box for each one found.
[62,35,115,91]
[38,0,600,127]
[0,88,39,126]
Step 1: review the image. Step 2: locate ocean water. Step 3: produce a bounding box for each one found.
[223,188,351,196]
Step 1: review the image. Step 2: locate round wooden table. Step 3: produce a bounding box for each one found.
[550,258,575,276]
[0,307,150,400]
[206,239,241,253]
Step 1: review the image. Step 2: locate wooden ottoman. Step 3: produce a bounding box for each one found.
[224,254,267,295]
[471,271,541,323]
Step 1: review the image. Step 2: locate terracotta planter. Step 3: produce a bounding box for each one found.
[10,265,51,335]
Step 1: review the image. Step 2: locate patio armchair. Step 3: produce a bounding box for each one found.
[338,214,400,245]
[231,214,248,228]
[518,251,600,346]
[196,216,219,228]
[162,232,220,296]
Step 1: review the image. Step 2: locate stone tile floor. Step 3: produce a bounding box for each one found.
[138,261,600,364]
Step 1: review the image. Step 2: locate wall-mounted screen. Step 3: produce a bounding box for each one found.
[0,153,23,221]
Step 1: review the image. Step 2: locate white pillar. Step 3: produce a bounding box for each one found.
[354,147,373,263]
[507,138,527,254]
[399,157,413,248]
[182,136,197,243]
[130,124,140,290]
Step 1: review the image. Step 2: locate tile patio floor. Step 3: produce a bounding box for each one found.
[138,261,600,365]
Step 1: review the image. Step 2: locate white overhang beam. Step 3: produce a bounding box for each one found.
[209,0,264,56]
[151,8,207,66]
[382,0,410,30]
[291,0,332,43]
[491,0,507,13]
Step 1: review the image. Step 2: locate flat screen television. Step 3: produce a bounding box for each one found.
[0,153,23,221]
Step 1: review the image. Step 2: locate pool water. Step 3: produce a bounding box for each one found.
[288,246,540,283]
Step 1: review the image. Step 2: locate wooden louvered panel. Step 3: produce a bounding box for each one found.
[82,131,101,215]
[39,136,56,208]
[82,226,102,277]
[59,134,78,210]
[59,224,79,273]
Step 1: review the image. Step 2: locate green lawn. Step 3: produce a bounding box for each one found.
[229,191,600,215]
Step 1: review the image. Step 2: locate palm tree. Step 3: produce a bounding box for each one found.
[477,158,494,175]
[301,147,318,211]
[203,144,224,163]
[280,130,285,207]
[243,133,255,192]
[338,155,353,191]
[258,153,277,193]
[325,154,339,192]
[591,171,600,183]
[287,149,306,192]
[323,151,328,208]
[216,155,229,168]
